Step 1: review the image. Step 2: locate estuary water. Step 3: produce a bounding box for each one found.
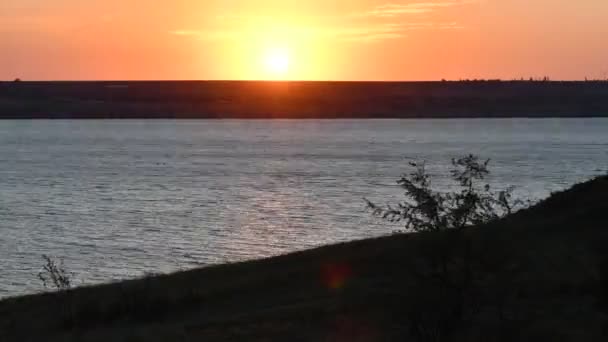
[1,119,607,297]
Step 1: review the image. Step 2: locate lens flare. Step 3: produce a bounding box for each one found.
[322,262,352,290]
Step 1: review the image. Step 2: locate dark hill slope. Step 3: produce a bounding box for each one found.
[1,176,608,341]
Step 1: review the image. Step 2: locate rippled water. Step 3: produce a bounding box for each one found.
[1,119,607,297]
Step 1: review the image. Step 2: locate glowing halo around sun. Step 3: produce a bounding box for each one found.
[231,25,330,80]
[262,47,291,78]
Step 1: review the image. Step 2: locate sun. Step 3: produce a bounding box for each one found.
[262,47,290,78]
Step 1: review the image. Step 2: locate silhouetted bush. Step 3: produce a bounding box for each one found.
[38,255,73,291]
[366,155,523,233]
[366,155,528,341]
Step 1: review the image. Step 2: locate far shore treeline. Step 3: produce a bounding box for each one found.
[1,80,608,119]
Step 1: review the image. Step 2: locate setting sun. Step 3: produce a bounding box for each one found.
[262,47,291,78]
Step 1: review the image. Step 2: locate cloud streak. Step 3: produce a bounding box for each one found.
[170,29,240,41]
[170,1,473,44]
[358,1,476,18]
[333,22,464,42]
[340,1,473,41]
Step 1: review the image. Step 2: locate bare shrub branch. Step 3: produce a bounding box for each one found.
[38,255,73,291]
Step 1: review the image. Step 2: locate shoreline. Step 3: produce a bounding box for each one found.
[2,175,607,340]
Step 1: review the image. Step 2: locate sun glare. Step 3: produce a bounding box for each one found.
[262,47,290,78]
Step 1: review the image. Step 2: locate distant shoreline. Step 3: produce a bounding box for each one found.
[2,81,608,119]
[1,116,607,120]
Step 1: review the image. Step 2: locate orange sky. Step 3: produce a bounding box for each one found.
[1,0,607,81]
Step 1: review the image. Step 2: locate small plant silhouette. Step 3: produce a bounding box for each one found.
[366,154,523,232]
[38,255,73,291]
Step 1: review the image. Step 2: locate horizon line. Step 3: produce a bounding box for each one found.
[4,79,608,83]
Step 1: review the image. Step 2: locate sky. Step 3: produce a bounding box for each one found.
[1,0,607,81]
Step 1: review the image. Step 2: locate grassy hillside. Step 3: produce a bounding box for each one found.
[1,176,608,341]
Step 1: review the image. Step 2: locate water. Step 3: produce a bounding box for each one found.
[1,119,607,297]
